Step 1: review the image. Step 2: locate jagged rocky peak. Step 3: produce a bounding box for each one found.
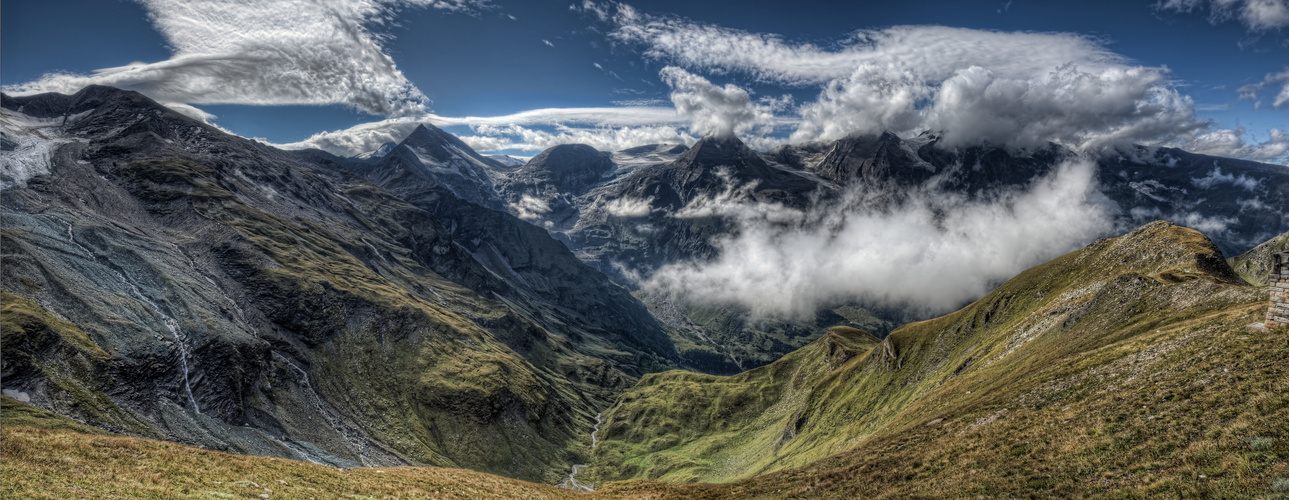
[386,122,505,173]
[359,122,508,209]
[3,85,193,131]
[4,85,139,117]
[398,123,474,161]
[680,134,767,168]
[813,130,923,185]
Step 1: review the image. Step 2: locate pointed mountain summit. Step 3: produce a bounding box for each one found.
[397,123,498,167]
[612,134,828,210]
[814,131,930,186]
[361,123,507,209]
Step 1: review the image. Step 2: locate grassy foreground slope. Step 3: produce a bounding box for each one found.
[1,396,573,499]
[591,221,1289,495]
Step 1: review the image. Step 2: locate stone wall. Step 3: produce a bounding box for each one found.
[1268,252,1289,330]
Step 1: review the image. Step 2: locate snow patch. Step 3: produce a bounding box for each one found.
[0,109,83,189]
[2,388,32,403]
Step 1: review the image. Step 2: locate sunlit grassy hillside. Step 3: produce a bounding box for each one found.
[589,221,1289,497]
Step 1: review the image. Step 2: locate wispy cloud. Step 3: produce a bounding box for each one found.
[1155,0,1289,31]
[278,105,690,154]
[3,0,487,117]
[1239,67,1289,109]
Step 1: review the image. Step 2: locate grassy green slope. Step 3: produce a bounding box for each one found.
[591,221,1276,486]
[1229,230,1289,285]
[0,292,159,436]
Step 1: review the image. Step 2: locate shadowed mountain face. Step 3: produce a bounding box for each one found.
[356,123,509,210]
[495,144,616,231]
[0,86,677,483]
[492,131,1287,375]
[789,132,1289,257]
[332,133,677,374]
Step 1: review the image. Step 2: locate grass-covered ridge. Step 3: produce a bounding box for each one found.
[3,221,1286,498]
[590,221,1280,486]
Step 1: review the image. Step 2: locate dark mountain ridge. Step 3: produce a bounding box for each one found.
[0,86,677,482]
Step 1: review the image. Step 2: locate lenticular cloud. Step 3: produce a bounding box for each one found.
[4,0,484,117]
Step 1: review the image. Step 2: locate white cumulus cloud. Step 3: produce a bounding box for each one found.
[659,66,775,138]
[1185,127,1289,162]
[583,2,1215,153]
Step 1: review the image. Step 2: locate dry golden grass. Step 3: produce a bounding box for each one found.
[1,424,579,499]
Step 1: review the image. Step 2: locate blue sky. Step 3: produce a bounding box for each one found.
[3,0,1286,162]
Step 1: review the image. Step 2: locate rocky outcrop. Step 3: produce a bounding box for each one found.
[0,86,674,482]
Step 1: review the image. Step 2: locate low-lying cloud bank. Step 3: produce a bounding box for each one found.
[644,158,1115,318]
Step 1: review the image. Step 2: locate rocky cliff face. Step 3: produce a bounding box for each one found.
[1228,230,1289,285]
[0,86,676,482]
[495,144,616,231]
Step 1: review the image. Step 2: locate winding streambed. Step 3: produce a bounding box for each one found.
[558,412,603,492]
[64,221,200,413]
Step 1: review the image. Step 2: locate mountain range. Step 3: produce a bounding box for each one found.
[2,86,1287,497]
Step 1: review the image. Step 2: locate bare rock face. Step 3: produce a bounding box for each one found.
[495,144,617,231]
[0,86,676,483]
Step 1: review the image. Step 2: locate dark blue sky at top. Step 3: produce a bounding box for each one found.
[2,0,1285,144]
